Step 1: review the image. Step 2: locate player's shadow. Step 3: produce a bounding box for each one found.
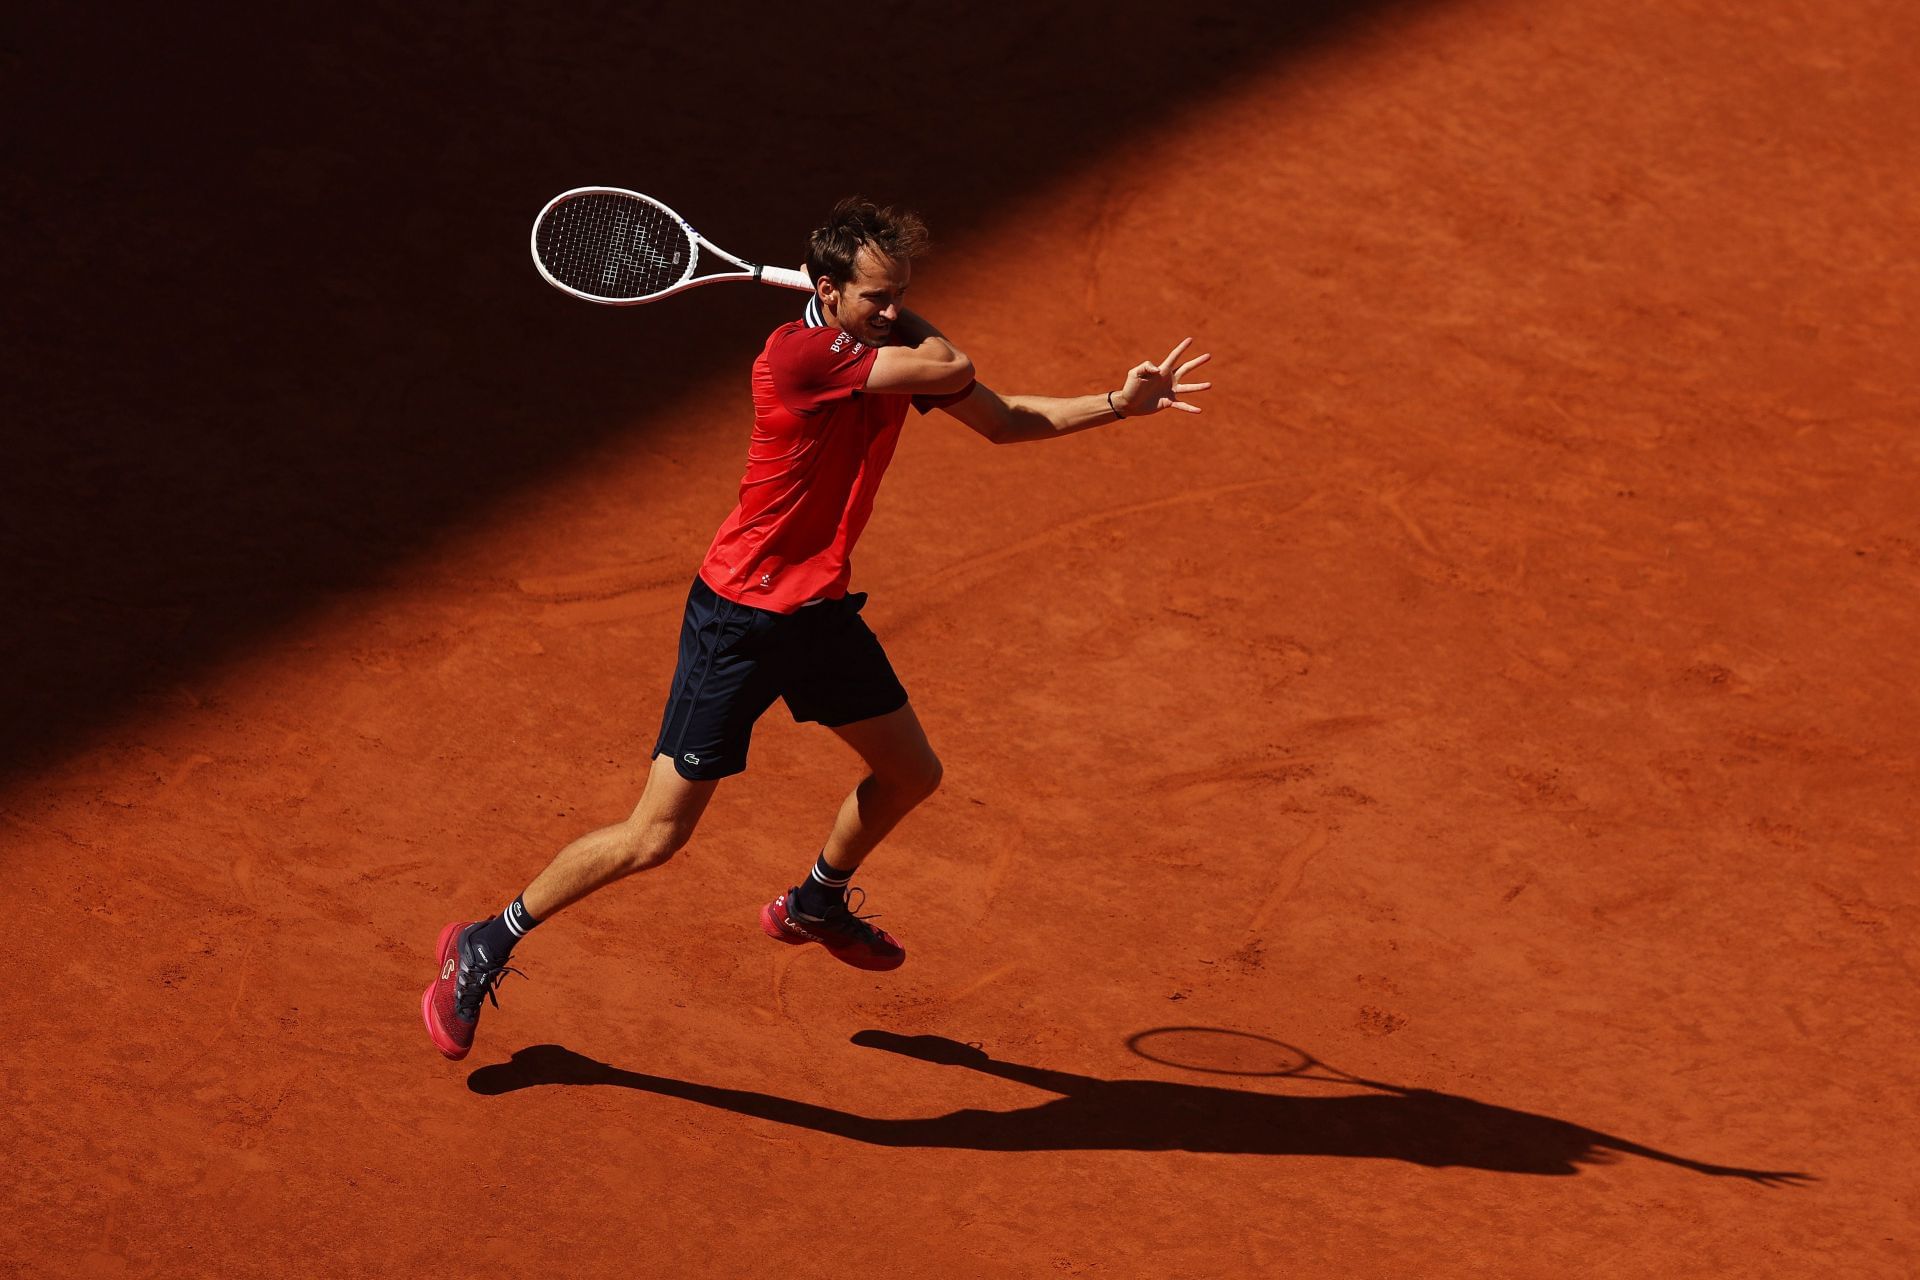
[468,1031,1808,1183]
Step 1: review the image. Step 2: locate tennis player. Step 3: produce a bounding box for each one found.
[425,197,1212,1059]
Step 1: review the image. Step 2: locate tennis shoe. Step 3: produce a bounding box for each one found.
[760,886,906,971]
[421,920,522,1060]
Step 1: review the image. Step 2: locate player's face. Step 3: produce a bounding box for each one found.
[825,246,911,346]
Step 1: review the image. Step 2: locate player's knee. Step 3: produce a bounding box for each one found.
[617,819,691,874]
[906,751,943,804]
[872,752,940,808]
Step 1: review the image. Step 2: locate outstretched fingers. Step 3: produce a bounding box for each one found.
[1170,350,1212,409]
[1158,336,1194,374]
[1115,340,1214,417]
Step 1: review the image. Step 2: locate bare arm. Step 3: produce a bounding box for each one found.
[941,384,1117,444]
[864,308,975,395]
[941,337,1213,445]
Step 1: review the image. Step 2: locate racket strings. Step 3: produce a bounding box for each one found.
[536,193,694,299]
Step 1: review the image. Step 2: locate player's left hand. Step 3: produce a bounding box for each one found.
[1114,337,1213,417]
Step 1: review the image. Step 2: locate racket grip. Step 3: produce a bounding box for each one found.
[758,264,812,292]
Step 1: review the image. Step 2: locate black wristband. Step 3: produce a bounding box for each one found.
[1107,390,1126,419]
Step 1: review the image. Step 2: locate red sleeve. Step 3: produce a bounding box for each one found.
[768,325,880,414]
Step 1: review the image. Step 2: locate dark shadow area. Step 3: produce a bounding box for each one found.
[468,1032,1810,1182]
[1,1,1427,783]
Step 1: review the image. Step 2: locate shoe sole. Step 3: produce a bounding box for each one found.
[759,898,905,972]
[422,920,471,1061]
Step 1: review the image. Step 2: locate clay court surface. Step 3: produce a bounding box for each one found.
[7,1,1918,1275]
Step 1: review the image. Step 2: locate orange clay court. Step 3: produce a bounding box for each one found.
[4,1,1917,1276]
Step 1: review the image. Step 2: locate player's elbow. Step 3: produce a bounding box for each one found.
[931,351,975,395]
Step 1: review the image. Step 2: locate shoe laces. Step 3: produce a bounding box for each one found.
[455,958,525,1023]
[820,886,885,941]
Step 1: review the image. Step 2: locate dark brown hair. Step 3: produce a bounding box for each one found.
[806,197,931,287]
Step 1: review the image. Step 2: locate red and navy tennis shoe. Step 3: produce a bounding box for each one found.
[760,886,906,971]
[421,920,521,1060]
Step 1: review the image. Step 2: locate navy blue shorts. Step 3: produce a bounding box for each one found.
[652,576,910,780]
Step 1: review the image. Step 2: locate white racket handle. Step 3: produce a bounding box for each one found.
[759,265,811,291]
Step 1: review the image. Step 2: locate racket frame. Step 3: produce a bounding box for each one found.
[531,186,813,305]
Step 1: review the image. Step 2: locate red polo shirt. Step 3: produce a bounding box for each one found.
[698,322,907,611]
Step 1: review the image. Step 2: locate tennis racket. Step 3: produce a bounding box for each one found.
[531,187,813,305]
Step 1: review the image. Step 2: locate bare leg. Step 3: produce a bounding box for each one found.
[519,753,719,920]
[817,702,943,875]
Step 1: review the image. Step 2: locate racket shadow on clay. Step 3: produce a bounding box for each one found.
[468,1031,1809,1184]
